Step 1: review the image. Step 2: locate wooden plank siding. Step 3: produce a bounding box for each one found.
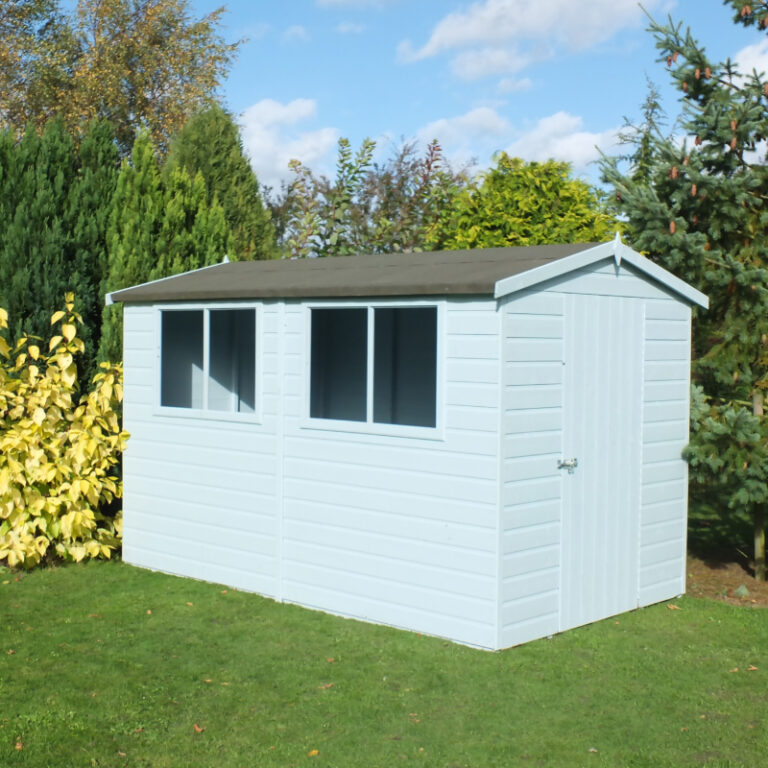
[499,259,693,648]
[638,299,691,606]
[122,302,283,597]
[123,298,502,650]
[279,298,501,649]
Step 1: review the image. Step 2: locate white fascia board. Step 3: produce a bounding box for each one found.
[104,261,227,306]
[493,240,709,309]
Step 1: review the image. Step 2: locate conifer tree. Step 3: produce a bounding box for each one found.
[601,3,768,579]
[165,106,276,259]
[99,132,229,362]
[67,120,119,382]
[0,120,77,341]
[99,132,164,363]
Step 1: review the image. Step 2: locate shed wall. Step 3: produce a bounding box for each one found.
[499,259,692,648]
[122,298,502,649]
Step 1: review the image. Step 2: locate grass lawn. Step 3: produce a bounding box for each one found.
[1,561,766,768]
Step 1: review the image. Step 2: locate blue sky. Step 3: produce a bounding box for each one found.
[188,0,764,189]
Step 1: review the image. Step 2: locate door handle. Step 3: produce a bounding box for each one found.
[558,458,578,474]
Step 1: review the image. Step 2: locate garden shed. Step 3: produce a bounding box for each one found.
[110,237,708,650]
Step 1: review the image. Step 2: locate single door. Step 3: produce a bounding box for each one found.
[560,293,643,632]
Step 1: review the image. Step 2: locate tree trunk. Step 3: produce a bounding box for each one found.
[753,391,766,582]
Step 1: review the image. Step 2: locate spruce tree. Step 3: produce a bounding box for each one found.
[165,106,276,259]
[601,4,768,579]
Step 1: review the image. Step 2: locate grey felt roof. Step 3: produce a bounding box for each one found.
[109,243,597,303]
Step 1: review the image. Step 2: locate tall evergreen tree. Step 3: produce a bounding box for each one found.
[0,120,76,341]
[601,4,768,579]
[99,132,165,363]
[67,120,119,382]
[100,131,229,362]
[165,106,276,259]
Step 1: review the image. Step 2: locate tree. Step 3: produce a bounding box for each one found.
[0,0,238,154]
[600,3,768,580]
[165,106,276,260]
[67,120,120,382]
[0,0,75,133]
[99,131,229,362]
[0,119,77,343]
[0,119,119,384]
[277,137,467,258]
[99,132,165,363]
[434,153,617,250]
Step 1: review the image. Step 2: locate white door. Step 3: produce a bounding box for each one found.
[559,293,643,632]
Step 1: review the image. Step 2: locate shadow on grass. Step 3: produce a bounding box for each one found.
[688,491,754,575]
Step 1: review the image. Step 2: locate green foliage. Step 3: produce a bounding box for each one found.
[99,130,229,362]
[435,153,617,250]
[601,4,768,577]
[166,106,276,260]
[279,138,466,257]
[0,119,119,382]
[0,297,127,569]
[0,0,76,134]
[0,0,238,154]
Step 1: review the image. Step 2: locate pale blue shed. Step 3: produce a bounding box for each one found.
[109,237,708,650]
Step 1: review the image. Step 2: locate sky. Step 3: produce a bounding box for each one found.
[185,0,767,190]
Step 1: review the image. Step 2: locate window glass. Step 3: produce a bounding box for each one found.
[209,309,256,413]
[160,308,256,415]
[310,308,367,421]
[374,308,437,428]
[161,310,203,408]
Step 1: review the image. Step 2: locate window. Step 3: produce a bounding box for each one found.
[310,306,437,428]
[160,308,256,415]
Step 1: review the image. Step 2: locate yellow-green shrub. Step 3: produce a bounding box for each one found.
[0,295,128,568]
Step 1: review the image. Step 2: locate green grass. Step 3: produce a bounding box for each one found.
[1,561,766,767]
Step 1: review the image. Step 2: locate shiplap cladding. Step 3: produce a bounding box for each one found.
[120,247,701,651]
[499,259,692,648]
[279,298,501,649]
[639,299,691,606]
[122,302,282,596]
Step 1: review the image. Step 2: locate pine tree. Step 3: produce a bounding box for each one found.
[601,5,768,579]
[165,106,276,259]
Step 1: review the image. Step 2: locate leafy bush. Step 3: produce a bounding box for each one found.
[0,295,128,568]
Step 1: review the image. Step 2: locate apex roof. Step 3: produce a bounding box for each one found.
[107,239,708,309]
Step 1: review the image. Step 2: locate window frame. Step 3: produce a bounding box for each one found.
[154,302,262,424]
[302,299,444,440]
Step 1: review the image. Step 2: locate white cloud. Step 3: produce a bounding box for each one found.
[504,111,620,173]
[238,99,339,189]
[400,0,665,81]
[734,38,768,77]
[451,47,533,80]
[336,21,366,34]
[416,107,512,168]
[497,76,531,93]
[283,25,310,42]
